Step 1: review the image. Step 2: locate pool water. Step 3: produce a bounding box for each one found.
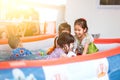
[0,49,48,61]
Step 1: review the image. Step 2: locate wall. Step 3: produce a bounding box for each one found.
[65,0,120,38]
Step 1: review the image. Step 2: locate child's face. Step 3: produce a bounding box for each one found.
[64,43,74,53]
[69,43,74,51]
[74,25,86,39]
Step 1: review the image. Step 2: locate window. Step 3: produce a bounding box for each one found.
[98,0,120,8]
[0,0,66,39]
[100,0,120,5]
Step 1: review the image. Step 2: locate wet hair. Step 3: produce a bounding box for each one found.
[8,35,20,49]
[74,18,88,32]
[58,22,71,35]
[57,32,74,48]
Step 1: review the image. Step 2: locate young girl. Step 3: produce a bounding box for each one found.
[47,22,71,54]
[47,32,76,59]
[73,18,97,55]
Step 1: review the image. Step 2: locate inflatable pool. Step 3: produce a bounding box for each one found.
[0,36,120,80]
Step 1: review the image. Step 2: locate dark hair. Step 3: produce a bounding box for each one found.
[57,32,74,48]
[47,23,71,54]
[58,22,71,35]
[8,35,20,49]
[74,18,88,32]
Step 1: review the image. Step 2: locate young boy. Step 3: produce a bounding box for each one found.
[8,35,32,59]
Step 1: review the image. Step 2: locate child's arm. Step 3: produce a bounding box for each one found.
[46,36,58,54]
[46,46,55,55]
[82,43,89,55]
[82,33,94,55]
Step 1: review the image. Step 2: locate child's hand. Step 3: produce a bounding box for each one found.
[67,51,76,57]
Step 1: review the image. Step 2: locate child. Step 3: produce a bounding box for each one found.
[47,32,76,59]
[73,18,98,55]
[47,22,71,54]
[8,35,32,59]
